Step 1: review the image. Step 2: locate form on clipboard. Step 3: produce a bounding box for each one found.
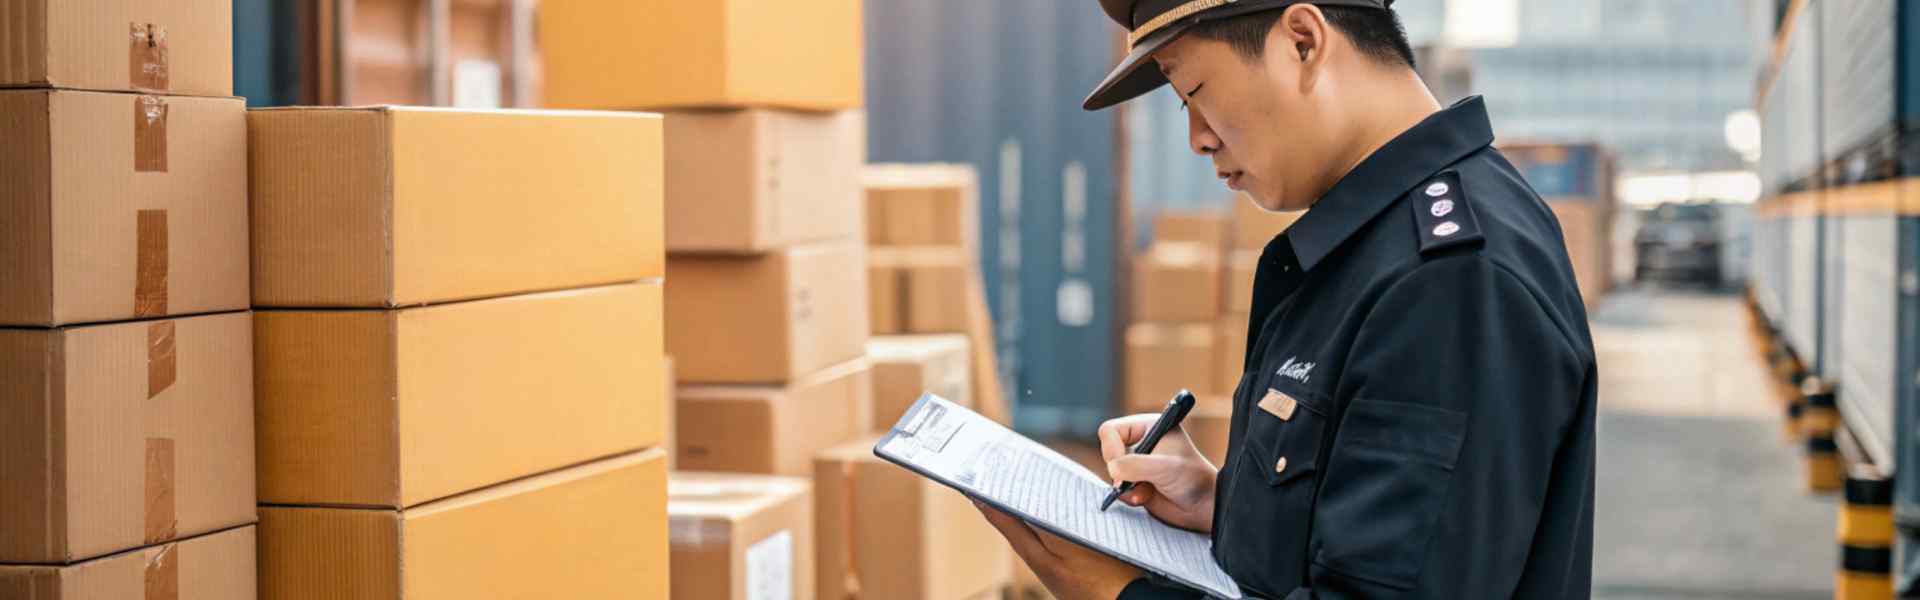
[872,393,1243,599]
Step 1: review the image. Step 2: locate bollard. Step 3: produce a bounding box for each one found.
[1836,476,1894,599]
[1800,380,1838,438]
[1806,435,1844,493]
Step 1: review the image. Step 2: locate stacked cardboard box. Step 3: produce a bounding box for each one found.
[864,164,1011,426]
[247,107,670,599]
[668,472,815,600]
[0,2,259,596]
[815,438,1011,600]
[541,3,878,598]
[1125,202,1301,464]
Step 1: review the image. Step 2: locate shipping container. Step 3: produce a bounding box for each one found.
[864,0,1120,438]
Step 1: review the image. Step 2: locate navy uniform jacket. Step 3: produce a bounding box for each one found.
[1120,97,1597,599]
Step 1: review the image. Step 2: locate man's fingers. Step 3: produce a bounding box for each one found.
[974,501,1055,564]
[1121,483,1158,506]
[1097,414,1160,462]
[1106,453,1181,484]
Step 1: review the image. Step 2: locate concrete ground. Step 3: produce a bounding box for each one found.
[1590,283,1835,599]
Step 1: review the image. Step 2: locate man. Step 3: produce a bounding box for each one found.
[973,1,1598,599]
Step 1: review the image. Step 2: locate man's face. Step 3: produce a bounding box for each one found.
[1153,16,1338,212]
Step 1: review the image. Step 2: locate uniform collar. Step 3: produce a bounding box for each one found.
[1282,95,1495,271]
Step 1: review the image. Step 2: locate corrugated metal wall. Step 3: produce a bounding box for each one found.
[865,0,1121,438]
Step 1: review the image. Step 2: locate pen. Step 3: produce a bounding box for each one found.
[1101,389,1198,511]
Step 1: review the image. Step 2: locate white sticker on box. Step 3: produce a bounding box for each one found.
[745,529,794,600]
[453,60,503,109]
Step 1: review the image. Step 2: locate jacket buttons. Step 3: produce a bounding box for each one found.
[1275,456,1288,474]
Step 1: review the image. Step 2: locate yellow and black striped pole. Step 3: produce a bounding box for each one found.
[1836,475,1893,598]
[1802,382,1842,493]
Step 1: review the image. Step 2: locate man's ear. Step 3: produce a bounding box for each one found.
[1275,4,1330,93]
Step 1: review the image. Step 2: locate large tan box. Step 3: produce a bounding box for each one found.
[664,109,864,252]
[0,526,257,600]
[0,90,247,327]
[1224,251,1258,315]
[869,247,971,335]
[814,438,1010,600]
[676,359,873,477]
[0,0,233,96]
[1124,323,1216,414]
[0,312,255,564]
[1231,196,1304,250]
[254,282,665,509]
[1132,242,1222,323]
[864,164,979,247]
[669,472,816,600]
[1154,209,1227,250]
[1549,200,1613,307]
[248,106,663,308]
[540,0,863,110]
[1217,316,1250,396]
[867,335,971,430]
[258,449,668,600]
[667,242,870,384]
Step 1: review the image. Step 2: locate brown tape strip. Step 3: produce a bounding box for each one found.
[129,23,171,91]
[144,438,177,544]
[145,543,179,600]
[147,321,177,398]
[134,96,169,172]
[135,210,168,317]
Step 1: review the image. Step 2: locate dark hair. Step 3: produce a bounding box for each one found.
[1188,6,1416,70]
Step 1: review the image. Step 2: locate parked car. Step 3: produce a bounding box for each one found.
[1634,203,1723,285]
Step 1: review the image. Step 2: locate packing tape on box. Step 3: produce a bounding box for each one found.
[136,209,169,317]
[836,461,865,597]
[134,97,169,172]
[145,543,178,600]
[130,23,171,92]
[668,515,730,548]
[148,321,176,398]
[145,438,177,544]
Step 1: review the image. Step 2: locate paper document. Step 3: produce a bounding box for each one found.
[873,394,1243,599]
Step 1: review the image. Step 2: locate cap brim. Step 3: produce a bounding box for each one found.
[1082,25,1184,111]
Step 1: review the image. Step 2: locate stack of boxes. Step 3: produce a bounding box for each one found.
[0,1,259,596]
[540,1,871,598]
[1128,200,1302,466]
[246,107,670,599]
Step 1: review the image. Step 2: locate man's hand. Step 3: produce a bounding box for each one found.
[1099,414,1219,533]
[975,501,1141,600]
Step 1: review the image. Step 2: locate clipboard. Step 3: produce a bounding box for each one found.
[871,393,1243,599]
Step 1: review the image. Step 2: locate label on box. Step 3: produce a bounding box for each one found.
[453,60,504,109]
[745,529,794,600]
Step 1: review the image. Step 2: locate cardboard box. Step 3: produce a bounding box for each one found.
[258,449,668,600]
[1231,196,1304,250]
[1188,399,1234,467]
[0,90,248,327]
[0,0,233,96]
[667,242,870,384]
[1549,200,1613,307]
[1217,316,1250,397]
[1154,209,1228,250]
[540,0,863,110]
[668,472,816,600]
[1124,323,1216,414]
[1132,242,1222,323]
[867,335,971,430]
[1224,251,1258,315]
[248,106,663,308]
[664,109,864,252]
[814,438,1010,600]
[254,282,665,509]
[864,164,979,247]
[676,359,873,477]
[0,312,255,564]
[869,247,971,334]
[0,526,257,599]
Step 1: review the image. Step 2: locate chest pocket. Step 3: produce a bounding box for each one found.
[1218,382,1330,593]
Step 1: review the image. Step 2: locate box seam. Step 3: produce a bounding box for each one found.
[44,329,67,563]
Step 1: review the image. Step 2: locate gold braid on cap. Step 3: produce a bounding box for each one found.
[1128,0,1238,49]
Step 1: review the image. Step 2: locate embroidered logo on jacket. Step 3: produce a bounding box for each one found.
[1276,357,1316,383]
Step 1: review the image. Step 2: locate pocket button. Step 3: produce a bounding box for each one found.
[1275,456,1289,474]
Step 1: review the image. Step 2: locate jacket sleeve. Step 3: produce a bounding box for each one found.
[1117,577,1208,600]
[1284,256,1586,599]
